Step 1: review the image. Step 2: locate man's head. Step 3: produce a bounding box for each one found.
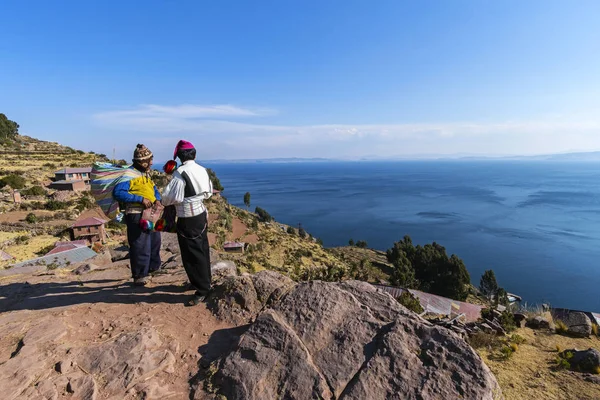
[174,139,196,162]
[132,143,153,172]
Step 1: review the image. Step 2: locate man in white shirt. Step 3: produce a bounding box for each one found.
[162,140,213,306]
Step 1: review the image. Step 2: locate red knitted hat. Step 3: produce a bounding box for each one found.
[173,140,195,159]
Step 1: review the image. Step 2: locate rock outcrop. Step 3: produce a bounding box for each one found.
[562,348,600,374]
[208,269,294,324]
[210,278,503,400]
[562,312,593,338]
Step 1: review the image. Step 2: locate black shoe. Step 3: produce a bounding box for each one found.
[185,294,206,307]
[133,276,149,286]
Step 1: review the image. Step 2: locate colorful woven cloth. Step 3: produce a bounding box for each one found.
[91,162,140,220]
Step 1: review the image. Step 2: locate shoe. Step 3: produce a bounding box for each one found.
[133,276,149,286]
[185,294,206,307]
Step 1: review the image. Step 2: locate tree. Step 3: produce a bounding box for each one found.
[244,192,251,210]
[386,236,417,288]
[479,270,499,300]
[348,238,355,246]
[207,168,224,191]
[355,240,368,248]
[495,287,510,307]
[287,226,296,235]
[0,113,19,141]
[255,206,273,222]
[298,226,307,239]
[386,235,471,301]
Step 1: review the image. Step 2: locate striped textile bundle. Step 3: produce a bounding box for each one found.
[90,162,140,220]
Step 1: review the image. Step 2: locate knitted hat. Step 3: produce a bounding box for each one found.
[133,144,153,161]
[173,140,195,159]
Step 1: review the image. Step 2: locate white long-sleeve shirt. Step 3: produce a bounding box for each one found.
[161,160,213,217]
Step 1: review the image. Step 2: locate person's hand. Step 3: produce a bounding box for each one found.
[154,200,162,207]
[142,198,152,208]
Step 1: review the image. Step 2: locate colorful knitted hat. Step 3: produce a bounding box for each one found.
[133,144,153,161]
[173,140,195,159]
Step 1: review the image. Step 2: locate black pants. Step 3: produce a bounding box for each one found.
[126,213,162,279]
[177,212,211,296]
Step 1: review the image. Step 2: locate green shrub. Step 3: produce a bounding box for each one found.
[499,345,515,360]
[21,186,46,196]
[555,351,573,370]
[45,200,69,210]
[76,196,95,211]
[25,213,38,223]
[316,237,324,246]
[397,291,424,314]
[355,240,368,248]
[14,235,30,245]
[510,334,526,345]
[255,207,273,222]
[0,174,26,189]
[287,226,296,235]
[499,310,517,333]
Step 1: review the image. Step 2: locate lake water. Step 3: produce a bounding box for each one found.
[201,161,600,311]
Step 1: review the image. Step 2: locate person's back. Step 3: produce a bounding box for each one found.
[168,160,212,218]
[162,140,213,306]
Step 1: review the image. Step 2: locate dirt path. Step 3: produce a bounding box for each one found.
[0,261,235,399]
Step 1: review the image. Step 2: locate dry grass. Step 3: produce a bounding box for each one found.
[478,327,600,400]
[2,234,57,262]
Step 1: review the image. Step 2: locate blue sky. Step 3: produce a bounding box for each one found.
[1,0,599,161]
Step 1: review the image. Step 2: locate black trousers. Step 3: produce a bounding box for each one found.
[125,213,162,279]
[177,212,211,296]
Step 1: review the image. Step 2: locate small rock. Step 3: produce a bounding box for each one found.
[526,316,551,330]
[73,263,99,275]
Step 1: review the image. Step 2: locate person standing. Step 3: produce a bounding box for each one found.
[162,140,213,306]
[113,144,162,286]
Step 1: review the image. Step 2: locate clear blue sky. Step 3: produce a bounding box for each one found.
[1,0,599,161]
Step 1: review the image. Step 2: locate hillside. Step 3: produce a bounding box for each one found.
[0,135,599,399]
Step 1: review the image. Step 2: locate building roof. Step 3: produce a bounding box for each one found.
[46,243,88,255]
[55,240,88,247]
[11,246,97,268]
[72,217,107,228]
[0,250,14,261]
[373,284,484,322]
[54,167,92,174]
[223,241,245,249]
[51,179,85,185]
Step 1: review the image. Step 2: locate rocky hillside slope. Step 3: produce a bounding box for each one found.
[0,234,504,400]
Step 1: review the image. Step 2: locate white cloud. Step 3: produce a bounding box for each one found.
[93,104,276,130]
[92,104,600,159]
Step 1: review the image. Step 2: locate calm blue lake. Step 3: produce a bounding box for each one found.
[200,161,600,311]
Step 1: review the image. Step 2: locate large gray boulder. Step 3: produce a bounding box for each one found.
[562,348,600,373]
[211,279,503,400]
[562,312,593,338]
